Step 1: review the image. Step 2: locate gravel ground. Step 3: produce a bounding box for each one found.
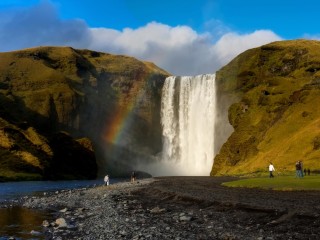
[2,176,320,239]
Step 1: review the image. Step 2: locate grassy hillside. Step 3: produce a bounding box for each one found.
[211,40,320,176]
[0,46,169,181]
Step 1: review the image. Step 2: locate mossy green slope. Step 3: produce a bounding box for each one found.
[222,176,320,191]
[0,46,169,181]
[211,39,320,176]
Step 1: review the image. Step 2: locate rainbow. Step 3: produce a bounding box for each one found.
[103,71,153,147]
[103,102,134,145]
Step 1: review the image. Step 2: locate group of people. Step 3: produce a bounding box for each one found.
[268,161,311,178]
[103,171,137,186]
[295,161,311,177]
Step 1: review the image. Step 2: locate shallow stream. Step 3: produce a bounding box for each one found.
[0,207,51,240]
[0,178,119,239]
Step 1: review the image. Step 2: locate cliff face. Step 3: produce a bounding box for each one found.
[211,40,320,176]
[0,46,169,180]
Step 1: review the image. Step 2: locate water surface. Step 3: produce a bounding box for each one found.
[0,206,51,240]
[0,178,110,202]
[0,178,121,239]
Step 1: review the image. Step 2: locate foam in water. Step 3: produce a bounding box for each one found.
[150,74,216,176]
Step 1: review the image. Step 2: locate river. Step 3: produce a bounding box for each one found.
[0,178,121,239]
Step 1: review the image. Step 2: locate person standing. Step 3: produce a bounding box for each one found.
[269,163,275,178]
[299,161,304,177]
[295,161,301,178]
[131,171,136,183]
[295,161,304,178]
[104,175,109,186]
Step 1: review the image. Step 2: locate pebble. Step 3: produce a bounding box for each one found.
[55,218,67,228]
[59,208,68,213]
[30,230,42,236]
[179,215,192,221]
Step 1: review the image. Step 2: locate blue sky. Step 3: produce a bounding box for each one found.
[0,0,319,75]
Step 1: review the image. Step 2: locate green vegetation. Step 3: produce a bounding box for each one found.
[212,40,320,176]
[222,175,320,191]
[0,46,169,181]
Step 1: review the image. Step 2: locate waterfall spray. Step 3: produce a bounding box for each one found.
[159,74,216,176]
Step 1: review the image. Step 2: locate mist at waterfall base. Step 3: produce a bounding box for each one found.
[139,74,216,176]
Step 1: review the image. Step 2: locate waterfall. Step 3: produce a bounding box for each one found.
[160,74,216,176]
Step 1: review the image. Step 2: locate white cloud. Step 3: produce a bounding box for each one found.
[0,1,282,75]
[89,24,282,75]
[302,34,320,40]
[0,1,91,51]
[212,30,283,67]
[89,23,213,75]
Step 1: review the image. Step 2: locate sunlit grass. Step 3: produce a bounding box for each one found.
[222,175,320,191]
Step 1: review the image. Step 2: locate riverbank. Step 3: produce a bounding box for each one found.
[2,176,320,239]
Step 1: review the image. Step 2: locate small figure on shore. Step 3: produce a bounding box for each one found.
[299,161,304,177]
[308,168,311,176]
[131,171,136,183]
[295,161,303,178]
[295,161,300,177]
[104,175,109,186]
[269,162,275,178]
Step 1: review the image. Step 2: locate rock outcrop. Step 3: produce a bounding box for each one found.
[0,46,169,180]
[211,39,320,176]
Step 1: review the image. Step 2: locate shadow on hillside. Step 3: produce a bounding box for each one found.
[0,92,97,180]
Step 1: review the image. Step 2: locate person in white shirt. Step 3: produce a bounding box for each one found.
[104,175,109,186]
[269,163,275,178]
